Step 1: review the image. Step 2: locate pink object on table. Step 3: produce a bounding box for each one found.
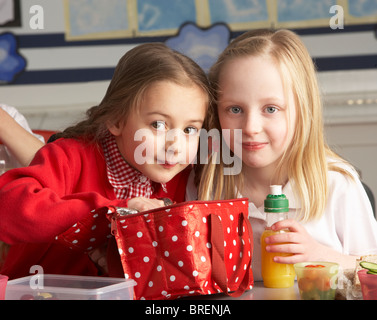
[358,269,377,300]
[0,275,8,300]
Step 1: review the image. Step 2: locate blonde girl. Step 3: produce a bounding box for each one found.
[194,29,377,279]
[0,43,212,279]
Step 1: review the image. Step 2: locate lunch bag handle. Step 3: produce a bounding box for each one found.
[210,211,253,297]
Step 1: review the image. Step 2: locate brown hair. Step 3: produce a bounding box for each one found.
[57,43,212,143]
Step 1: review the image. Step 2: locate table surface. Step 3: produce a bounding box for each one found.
[198,281,301,300]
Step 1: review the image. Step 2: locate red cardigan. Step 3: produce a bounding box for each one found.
[0,138,190,279]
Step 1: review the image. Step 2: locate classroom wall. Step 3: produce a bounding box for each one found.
[1,0,377,208]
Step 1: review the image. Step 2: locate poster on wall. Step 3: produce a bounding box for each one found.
[0,0,21,27]
[64,0,133,40]
[275,0,337,28]
[345,0,377,24]
[64,0,206,40]
[64,0,377,41]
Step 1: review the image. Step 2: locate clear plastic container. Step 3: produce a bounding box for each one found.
[294,261,339,300]
[0,144,18,174]
[5,274,136,300]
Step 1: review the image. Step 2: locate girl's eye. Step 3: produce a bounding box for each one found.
[229,106,242,114]
[152,121,166,131]
[265,106,278,114]
[183,127,198,135]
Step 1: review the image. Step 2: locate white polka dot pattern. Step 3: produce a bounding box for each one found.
[112,198,253,300]
[55,207,113,251]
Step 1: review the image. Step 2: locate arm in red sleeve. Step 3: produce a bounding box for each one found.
[55,165,192,252]
[0,138,127,245]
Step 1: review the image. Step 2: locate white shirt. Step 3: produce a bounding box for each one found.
[186,163,377,281]
[0,104,44,168]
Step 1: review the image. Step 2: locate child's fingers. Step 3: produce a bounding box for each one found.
[266,242,304,255]
[271,219,303,233]
[127,197,165,212]
[264,230,300,244]
[273,253,304,264]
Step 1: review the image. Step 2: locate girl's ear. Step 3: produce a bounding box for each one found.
[106,120,123,137]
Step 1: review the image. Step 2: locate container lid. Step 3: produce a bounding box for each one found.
[264,185,289,213]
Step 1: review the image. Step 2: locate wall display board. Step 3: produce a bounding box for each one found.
[64,0,377,40]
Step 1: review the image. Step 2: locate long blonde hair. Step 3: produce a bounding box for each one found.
[198,29,353,222]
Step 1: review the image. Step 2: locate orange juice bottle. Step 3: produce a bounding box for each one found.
[261,185,295,288]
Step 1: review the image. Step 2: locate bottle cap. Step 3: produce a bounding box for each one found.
[270,185,282,195]
[264,185,289,213]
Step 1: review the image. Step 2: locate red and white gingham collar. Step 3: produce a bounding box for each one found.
[101,132,166,199]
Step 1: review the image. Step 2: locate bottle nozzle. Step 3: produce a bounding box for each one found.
[270,185,282,195]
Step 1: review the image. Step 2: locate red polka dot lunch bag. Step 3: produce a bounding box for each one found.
[109,198,254,300]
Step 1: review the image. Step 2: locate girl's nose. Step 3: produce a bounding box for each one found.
[243,113,262,136]
[164,129,183,155]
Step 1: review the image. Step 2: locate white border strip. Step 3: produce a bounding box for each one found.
[20,44,137,71]
[15,31,377,71]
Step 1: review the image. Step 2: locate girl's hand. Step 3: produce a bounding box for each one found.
[264,219,328,264]
[127,197,165,212]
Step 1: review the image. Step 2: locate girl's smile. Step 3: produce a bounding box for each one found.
[242,141,269,151]
[160,162,178,169]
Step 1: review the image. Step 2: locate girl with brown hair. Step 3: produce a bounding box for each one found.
[0,43,212,279]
